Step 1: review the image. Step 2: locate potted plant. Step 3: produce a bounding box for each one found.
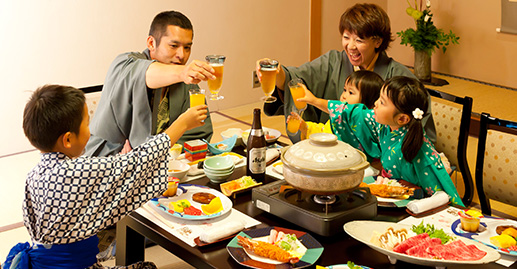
[397,0,459,83]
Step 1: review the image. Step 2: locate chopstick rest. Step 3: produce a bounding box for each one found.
[406,191,449,214]
[199,220,245,243]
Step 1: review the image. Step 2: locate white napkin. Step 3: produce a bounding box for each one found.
[406,191,449,214]
[199,220,245,243]
[266,148,281,163]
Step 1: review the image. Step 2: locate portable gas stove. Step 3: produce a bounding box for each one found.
[252,180,377,236]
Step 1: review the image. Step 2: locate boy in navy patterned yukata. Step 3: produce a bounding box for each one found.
[3,85,207,269]
[296,76,465,207]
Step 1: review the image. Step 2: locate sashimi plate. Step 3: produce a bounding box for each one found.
[227,226,323,268]
[344,220,500,267]
[452,217,517,256]
[149,184,232,220]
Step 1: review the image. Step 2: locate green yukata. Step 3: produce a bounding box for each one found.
[328,100,464,207]
[264,50,436,144]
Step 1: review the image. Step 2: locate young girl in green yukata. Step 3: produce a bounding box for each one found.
[297,76,464,207]
[287,70,383,142]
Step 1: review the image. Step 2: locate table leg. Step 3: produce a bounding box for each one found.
[116,216,145,266]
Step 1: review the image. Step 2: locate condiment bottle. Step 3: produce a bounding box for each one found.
[246,108,267,182]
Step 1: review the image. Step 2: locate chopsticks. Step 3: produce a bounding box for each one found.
[141,204,177,229]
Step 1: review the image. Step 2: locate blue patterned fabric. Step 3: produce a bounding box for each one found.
[3,236,98,269]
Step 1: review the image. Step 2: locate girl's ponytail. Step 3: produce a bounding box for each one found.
[401,111,424,162]
[385,77,428,162]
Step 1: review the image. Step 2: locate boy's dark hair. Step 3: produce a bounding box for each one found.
[23,85,85,152]
[339,3,394,53]
[345,70,384,109]
[384,76,428,162]
[149,11,193,46]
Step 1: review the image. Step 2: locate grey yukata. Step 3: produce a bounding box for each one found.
[263,50,436,143]
[85,49,213,157]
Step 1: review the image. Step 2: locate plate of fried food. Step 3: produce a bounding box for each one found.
[359,176,420,207]
[149,184,232,220]
[227,226,324,268]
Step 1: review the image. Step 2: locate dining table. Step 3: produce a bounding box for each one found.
[115,145,513,269]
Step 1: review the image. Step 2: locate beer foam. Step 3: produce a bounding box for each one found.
[260,67,277,71]
[209,63,223,67]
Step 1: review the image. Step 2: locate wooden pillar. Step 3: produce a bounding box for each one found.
[310,0,322,60]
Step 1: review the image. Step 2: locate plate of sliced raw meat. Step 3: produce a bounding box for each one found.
[344,221,501,267]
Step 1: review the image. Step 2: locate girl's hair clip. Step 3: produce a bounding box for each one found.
[412,108,424,120]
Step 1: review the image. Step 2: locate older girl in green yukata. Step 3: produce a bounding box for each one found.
[297,76,464,207]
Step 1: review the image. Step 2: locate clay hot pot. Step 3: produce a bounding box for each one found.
[281,133,369,195]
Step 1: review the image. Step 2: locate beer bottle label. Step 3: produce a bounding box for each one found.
[248,147,266,173]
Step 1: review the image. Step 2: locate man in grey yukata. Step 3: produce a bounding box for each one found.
[85,11,216,157]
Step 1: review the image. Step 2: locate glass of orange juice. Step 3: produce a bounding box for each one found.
[189,88,206,108]
[259,59,279,103]
[288,78,307,111]
[205,55,225,100]
[287,116,301,135]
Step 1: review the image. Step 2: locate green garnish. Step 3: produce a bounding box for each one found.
[411,221,453,244]
[347,261,361,269]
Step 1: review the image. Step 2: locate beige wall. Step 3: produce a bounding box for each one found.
[320,0,517,89]
[388,0,517,89]
[0,0,310,155]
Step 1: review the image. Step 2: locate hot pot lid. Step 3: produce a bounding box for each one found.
[283,133,365,171]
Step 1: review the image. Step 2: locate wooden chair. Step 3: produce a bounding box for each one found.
[427,88,474,206]
[475,113,517,215]
[81,85,103,119]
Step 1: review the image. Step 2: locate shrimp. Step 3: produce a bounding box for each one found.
[237,236,300,264]
[360,182,415,198]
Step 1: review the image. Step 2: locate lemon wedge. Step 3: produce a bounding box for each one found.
[201,196,223,215]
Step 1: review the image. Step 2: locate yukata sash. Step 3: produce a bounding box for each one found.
[3,235,99,269]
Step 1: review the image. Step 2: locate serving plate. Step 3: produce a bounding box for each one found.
[227,226,324,269]
[452,217,517,256]
[149,184,232,220]
[318,264,370,269]
[242,127,282,145]
[361,177,421,207]
[344,220,500,267]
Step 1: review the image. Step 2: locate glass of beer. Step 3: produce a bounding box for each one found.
[205,55,225,100]
[288,78,307,111]
[259,59,279,103]
[189,88,206,108]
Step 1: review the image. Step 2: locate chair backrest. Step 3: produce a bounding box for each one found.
[427,88,474,206]
[475,113,517,215]
[81,85,103,119]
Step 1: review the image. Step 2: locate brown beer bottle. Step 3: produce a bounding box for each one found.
[246,108,267,182]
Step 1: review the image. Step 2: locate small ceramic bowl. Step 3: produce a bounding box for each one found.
[204,168,234,183]
[169,144,183,160]
[242,127,281,146]
[221,128,244,146]
[167,160,190,179]
[203,156,234,171]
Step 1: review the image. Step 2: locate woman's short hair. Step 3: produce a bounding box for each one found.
[149,10,193,46]
[339,3,394,52]
[23,85,85,152]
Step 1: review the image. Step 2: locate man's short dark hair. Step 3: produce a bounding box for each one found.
[149,11,193,46]
[23,85,85,152]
